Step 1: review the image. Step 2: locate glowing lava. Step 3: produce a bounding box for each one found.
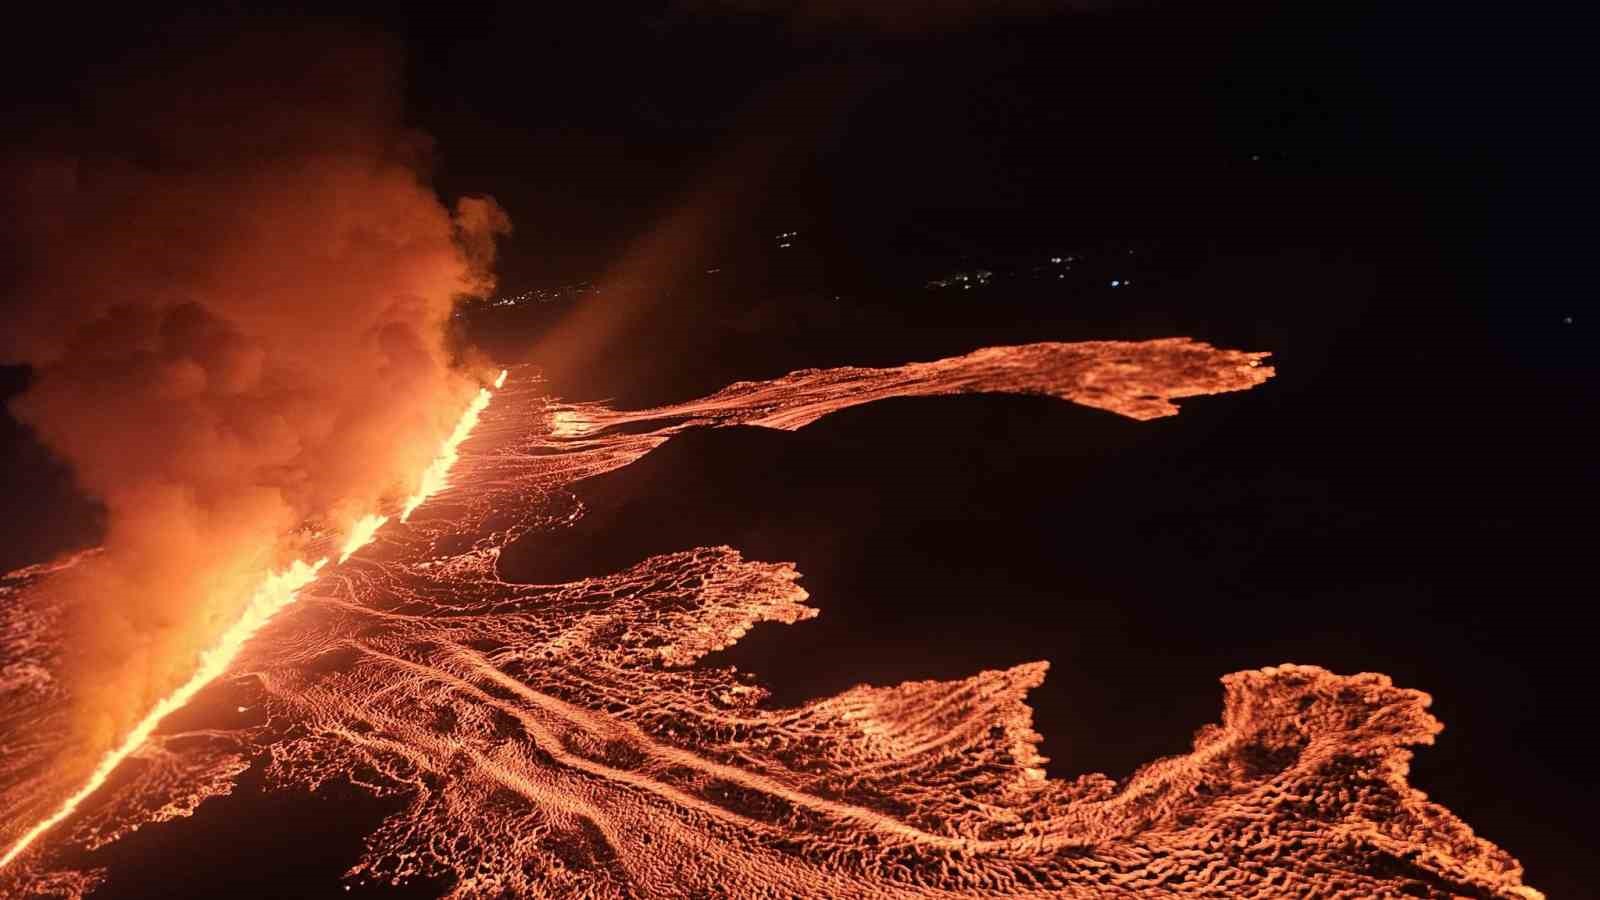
[0,347,1542,898]
[340,513,390,564]
[0,557,325,869]
[400,371,504,523]
[0,370,508,872]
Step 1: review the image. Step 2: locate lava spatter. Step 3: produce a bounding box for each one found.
[0,341,1542,899]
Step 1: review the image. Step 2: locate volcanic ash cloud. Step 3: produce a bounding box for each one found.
[0,26,510,765]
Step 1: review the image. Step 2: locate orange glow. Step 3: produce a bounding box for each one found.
[494,368,508,389]
[339,513,389,563]
[0,348,1542,898]
[0,557,326,869]
[399,376,500,522]
[230,342,1533,899]
[0,371,507,871]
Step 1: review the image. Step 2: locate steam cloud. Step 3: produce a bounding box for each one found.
[0,26,509,767]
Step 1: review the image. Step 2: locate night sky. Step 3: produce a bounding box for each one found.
[3,2,1594,897]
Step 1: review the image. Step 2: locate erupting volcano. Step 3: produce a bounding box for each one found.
[1,6,1580,898]
[0,341,1542,898]
[0,369,508,872]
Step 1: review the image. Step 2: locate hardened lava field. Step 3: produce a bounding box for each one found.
[0,340,1541,898]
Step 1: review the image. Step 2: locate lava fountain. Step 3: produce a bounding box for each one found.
[0,371,508,872]
[0,559,326,870]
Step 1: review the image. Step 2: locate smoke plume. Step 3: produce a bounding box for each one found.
[0,25,509,764]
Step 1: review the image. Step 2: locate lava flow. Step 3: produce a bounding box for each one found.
[0,558,326,870]
[401,384,496,523]
[0,344,1542,898]
[0,370,508,875]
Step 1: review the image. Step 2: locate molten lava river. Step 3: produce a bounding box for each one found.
[0,340,1541,898]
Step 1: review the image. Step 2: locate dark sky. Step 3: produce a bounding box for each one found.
[4,2,1590,323]
[2,2,1595,897]
[385,2,1585,321]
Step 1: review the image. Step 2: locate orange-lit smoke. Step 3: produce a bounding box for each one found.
[0,557,326,870]
[0,26,509,774]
